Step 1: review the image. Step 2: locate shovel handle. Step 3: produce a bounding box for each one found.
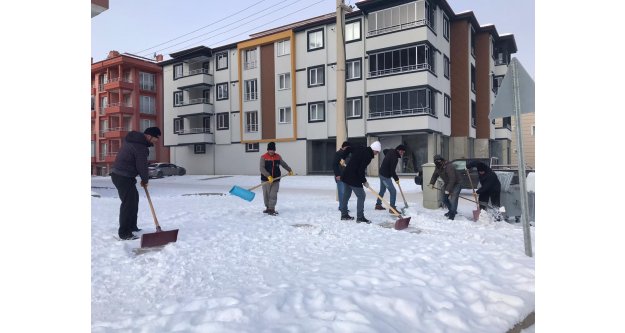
[465,168,480,210]
[364,184,402,217]
[247,174,288,191]
[143,186,162,232]
[396,181,409,207]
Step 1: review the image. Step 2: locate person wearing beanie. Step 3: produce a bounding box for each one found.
[339,141,382,223]
[259,141,294,216]
[375,144,407,213]
[466,160,501,211]
[110,127,161,240]
[428,154,462,220]
[333,141,353,210]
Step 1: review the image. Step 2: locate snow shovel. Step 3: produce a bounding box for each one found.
[396,181,409,214]
[229,175,287,202]
[140,186,179,248]
[364,184,411,230]
[465,168,481,222]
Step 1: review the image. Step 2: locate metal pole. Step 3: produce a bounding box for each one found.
[512,60,533,257]
[335,0,348,150]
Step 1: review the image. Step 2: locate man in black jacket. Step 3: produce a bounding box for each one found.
[375,144,406,213]
[428,155,462,220]
[110,127,161,240]
[340,141,381,223]
[333,141,352,210]
[467,161,501,210]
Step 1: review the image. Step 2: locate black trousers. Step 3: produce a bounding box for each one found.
[111,173,139,238]
[478,191,500,210]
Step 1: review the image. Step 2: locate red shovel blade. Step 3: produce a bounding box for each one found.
[140,229,179,248]
[394,216,411,230]
[472,209,480,222]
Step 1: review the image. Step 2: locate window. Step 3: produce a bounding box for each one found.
[174,64,183,79]
[244,79,258,101]
[217,112,229,130]
[369,1,440,36]
[245,111,258,132]
[203,89,210,103]
[368,87,436,118]
[346,59,361,80]
[140,95,156,114]
[174,91,183,106]
[216,52,228,70]
[470,64,476,92]
[471,27,476,57]
[425,0,436,30]
[346,97,362,118]
[368,44,435,77]
[308,65,325,87]
[278,73,291,90]
[308,102,325,122]
[203,116,211,132]
[173,118,184,134]
[217,83,229,100]
[444,94,451,118]
[244,49,257,69]
[307,29,324,51]
[471,100,476,127]
[443,55,450,79]
[194,144,206,154]
[503,117,511,129]
[245,143,259,152]
[493,75,504,95]
[443,13,450,40]
[277,39,290,56]
[140,119,155,132]
[279,107,292,123]
[139,72,155,91]
[345,20,361,42]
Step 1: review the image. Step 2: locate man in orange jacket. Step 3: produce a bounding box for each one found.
[259,142,293,215]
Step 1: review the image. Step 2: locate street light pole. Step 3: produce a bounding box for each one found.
[335,0,352,150]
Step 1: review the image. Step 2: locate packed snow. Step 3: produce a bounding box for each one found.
[91,175,535,332]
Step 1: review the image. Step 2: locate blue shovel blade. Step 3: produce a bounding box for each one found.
[229,185,255,202]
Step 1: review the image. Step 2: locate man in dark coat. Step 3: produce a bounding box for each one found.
[260,141,293,216]
[375,144,406,213]
[467,160,501,209]
[333,141,352,210]
[340,141,381,223]
[110,127,161,240]
[428,154,462,220]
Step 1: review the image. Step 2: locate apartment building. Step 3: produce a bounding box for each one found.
[91,51,169,176]
[160,0,518,176]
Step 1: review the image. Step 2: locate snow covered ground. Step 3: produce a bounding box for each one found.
[91,175,535,332]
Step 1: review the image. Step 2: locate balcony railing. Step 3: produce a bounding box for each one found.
[367,19,428,37]
[176,127,212,135]
[106,77,133,84]
[244,61,257,70]
[244,92,258,101]
[368,63,430,78]
[369,107,434,119]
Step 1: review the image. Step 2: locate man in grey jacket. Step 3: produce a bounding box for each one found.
[110,127,161,240]
[428,154,462,220]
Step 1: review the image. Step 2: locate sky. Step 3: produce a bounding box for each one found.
[90,0,535,77]
[91,174,535,332]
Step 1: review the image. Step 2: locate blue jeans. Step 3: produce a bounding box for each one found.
[442,183,462,215]
[341,185,366,219]
[376,176,396,208]
[336,179,345,210]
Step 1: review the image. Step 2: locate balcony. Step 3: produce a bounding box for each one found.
[104,77,133,91]
[367,19,429,37]
[98,152,118,163]
[369,107,434,119]
[368,63,431,78]
[105,102,134,115]
[176,69,214,89]
[176,128,214,144]
[102,127,130,139]
[174,98,214,116]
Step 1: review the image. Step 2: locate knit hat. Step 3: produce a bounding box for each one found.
[370,141,381,152]
[396,144,406,151]
[433,154,444,162]
[341,141,351,148]
[267,142,276,151]
[476,163,488,172]
[144,127,161,138]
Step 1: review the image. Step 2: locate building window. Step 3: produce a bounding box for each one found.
[425,0,436,31]
[307,28,324,51]
[346,97,362,118]
[444,94,451,118]
[174,91,183,106]
[140,119,155,132]
[443,13,450,40]
[345,20,361,42]
[194,144,206,154]
[471,27,476,57]
[443,55,450,79]
[244,49,257,70]
[278,73,291,90]
[279,107,292,123]
[173,118,184,134]
[217,112,229,130]
[308,102,325,122]
[216,52,228,70]
[203,116,211,132]
[277,39,290,56]
[217,83,229,100]
[493,75,504,95]
[245,111,258,132]
[471,100,476,127]
[368,1,436,36]
[503,117,511,129]
[369,87,436,118]
[244,79,258,101]
[346,59,361,80]
[471,64,476,92]
[308,65,325,87]
[139,72,155,91]
[174,64,183,79]
[140,95,156,114]
[245,143,259,152]
[368,44,436,78]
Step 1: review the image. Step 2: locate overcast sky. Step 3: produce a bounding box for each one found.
[91,0,534,77]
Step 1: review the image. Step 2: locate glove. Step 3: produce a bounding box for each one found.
[395,179,400,184]
[288,170,294,176]
[363,182,370,188]
[428,184,434,190]
[140,180,148,188]
[445,191,450,195]
[267,176,274,184]
[340,159,347,167]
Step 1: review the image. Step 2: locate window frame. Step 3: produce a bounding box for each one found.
[444,94,451,118]
[216,83,229,100]
[244,48,257,70]
[216,52,228,70]
[346,97,363,119]
[216,112,229,130]
[245,143,259,152]
[278,73,291,90]
[174,64,183,79]
[279,106,292,124]
[244,79,258,101]
[345,19,362,43]
[442,13,450,41]
[277,39,291,56]
[245,111,259,132]
[173,91,183,106]
[443,55,450,79]
[194,144,206,154]
[307,65,325,87]
[346,58,362,81]
[307,28,324,51]
[173,118,184,134]
[471,100,477,127]
[308,101,325,122]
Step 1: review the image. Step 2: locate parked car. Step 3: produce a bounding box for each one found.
[148,163,186,178]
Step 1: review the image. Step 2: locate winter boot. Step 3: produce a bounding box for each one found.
[341,214,354,220]
[356,217,371,224]
[267,209,279,216]
[263,207,270,214]
[374,204,385,210]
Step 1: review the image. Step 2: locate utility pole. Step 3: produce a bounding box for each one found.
[335,0,352,150]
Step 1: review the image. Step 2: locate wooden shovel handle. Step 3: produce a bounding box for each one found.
[143,186,161,232]
[396,181,408,206]
[465,168,480,209]
[247,174,288,191]
[364,184,402,216]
